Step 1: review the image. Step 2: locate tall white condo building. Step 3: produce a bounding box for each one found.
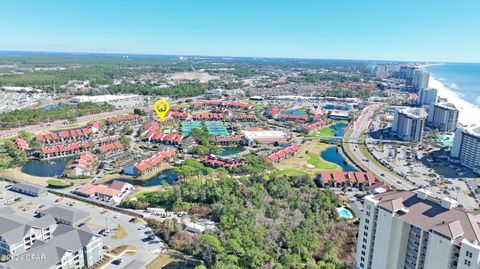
[451,125,480,174]
[355,189,480,269]
[417,88,438,106]
[427,102,459,132]
[392,108,427,142]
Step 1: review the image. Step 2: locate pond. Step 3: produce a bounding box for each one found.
[218,146,245,156]
[329,123,348,136]
[320,147,356,171]
[21,157,73,177]
[42,103,67,110]
[163,261,196,269]
[107,169,178,187]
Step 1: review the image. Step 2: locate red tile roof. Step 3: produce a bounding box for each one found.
[265,144,299,163]
[194,100,253,109]
[321,171,376,184]
[133,148,176,172]
[278,114,308,121]
[98,142,123,153]
[107,114,140,123]
[302,121,326,132]
[13,138,30,150]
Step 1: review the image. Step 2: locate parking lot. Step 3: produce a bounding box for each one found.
[0,180,163,268]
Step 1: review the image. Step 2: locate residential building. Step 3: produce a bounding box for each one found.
[392,108,427,142]
[417,88,438,106]
[6,224,103,269]
[106,114,140,126]
[65,152,98,178]
[451,125,480,174]
[73,180,134,204]
[355,189,480,269]
[0,207,57,257]
[413,70,430,89]
[96,141,123,155]
[40,141,91,159]
[319,171,376,188]
[10,182,47,197]
[242,130,289,147]
[215,135,243,146]
[264,144,299,163]
[38,206,90,226]
[203,154,243,169]
[132,148,176,176]
[428,102,459,132]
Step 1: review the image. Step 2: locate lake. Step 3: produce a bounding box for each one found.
[320,147,356,171]
[21,157,73,177]
[329,123,348,136]
[107,169,178,187]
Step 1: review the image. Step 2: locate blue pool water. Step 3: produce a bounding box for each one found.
[321,147,356,171]
[282,109,307,116]
[218,146,245,156]
[43,103,67,110]
[337,207,354,219]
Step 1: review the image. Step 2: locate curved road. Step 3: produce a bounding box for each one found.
[344,104,415,190]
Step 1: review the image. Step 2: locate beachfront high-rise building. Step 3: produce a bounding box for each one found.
[371,64,396,79]
[392,107,427,142]
[355,189,480,269]
[417,87,438,106]
[451,125,480,174]
[413,70,430,89]
[427,102,459,132]
[396,65,418,83]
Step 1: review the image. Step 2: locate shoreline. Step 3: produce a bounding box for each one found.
[428,76,480,126]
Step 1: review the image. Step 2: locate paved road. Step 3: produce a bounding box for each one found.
[0,108,132,138]
[344,104,415,190]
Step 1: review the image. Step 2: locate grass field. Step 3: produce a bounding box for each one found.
[277,168,313,177]
[309,127,335,137]
[306,152,338,170]
[275,141,340,177]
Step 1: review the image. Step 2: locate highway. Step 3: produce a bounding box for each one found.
[343,104,415,190]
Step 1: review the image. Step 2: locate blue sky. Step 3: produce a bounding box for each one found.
[1,0,480,62]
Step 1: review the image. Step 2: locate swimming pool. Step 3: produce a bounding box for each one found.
[336,207,354,219]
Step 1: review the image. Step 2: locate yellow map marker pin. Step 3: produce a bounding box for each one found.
[153,99,170,119]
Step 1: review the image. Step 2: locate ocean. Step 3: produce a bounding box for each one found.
[425,63,480,107]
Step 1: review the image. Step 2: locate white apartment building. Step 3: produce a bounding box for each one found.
[451,125,480,174]
[355,189,480,269]
[418,88,438,106]
[413,70,430,89]
[392,108,427,142]
[428,102,459,132]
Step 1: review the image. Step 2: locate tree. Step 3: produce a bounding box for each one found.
[120,136,131,149]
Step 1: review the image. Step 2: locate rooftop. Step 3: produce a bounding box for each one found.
[371,190,480,244]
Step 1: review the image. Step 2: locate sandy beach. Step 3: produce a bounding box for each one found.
[428,76,480,126]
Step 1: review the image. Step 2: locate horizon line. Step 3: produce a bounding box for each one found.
[1,49,474,65]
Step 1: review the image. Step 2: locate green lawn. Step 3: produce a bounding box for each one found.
[0,136,15,145]
[306,152,338,170]
[310,127,335,137]
[47,179,72,188]
[277,168,313,177]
